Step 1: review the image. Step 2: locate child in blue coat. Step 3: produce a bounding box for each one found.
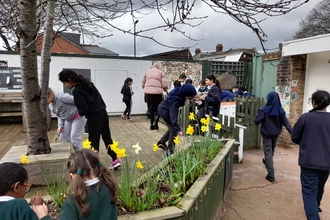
[157,84,197,156]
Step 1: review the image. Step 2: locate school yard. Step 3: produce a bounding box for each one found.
[1,115,330,219]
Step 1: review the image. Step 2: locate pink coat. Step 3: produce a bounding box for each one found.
[142,67,169,94]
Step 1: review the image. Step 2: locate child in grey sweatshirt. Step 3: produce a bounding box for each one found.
[47,88,86,150]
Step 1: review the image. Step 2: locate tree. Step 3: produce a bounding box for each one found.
[293,0,330,39]
[11,0,309,155]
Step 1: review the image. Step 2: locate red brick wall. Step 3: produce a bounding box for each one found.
[36,35,88,54]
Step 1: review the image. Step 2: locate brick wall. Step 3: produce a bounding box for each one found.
[277,55,306,144]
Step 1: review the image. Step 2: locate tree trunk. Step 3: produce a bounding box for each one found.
[40,0,55,128]
[19,0,51,155]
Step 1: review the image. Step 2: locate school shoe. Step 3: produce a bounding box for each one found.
[109,159,121,170]
[121,114,126,120]
[150,125,155,130]
[126,118,134,122]
[265,174,275,182]
[157,141,167,152]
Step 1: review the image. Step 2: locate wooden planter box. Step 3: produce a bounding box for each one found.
[119,139,235,220]
[0,143,71,185]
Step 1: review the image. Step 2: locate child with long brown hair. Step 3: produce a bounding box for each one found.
[32,148,118,219]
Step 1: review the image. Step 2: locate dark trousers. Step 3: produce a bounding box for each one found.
[262,136,278,178]
[123,100,132,119]
[159,118,176,154]
[145,94,163,125]
[300,167,329,220]
[87,110,116,160]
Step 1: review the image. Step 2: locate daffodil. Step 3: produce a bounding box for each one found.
[201,125,207,133]
[110,140,119,151]
[116,148,127,158]
[186,125,194,136]
[82,139,92,149]
[136,160,144,169]
[200,117,206,125]
[173,136,180,145]
[20,155,29,164]
[153,143,159,152]
[189,112,195,120]
[205,117,211,126]
[132,143,142,154]
[215,123,222,131]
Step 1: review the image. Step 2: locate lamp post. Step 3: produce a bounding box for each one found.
[134,20,139,57]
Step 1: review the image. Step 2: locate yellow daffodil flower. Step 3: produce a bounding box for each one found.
[200,117,206,125]
[186,125,194,136]
[201,125,207,133]
[110,140,119,151]
[20,155,29,164]
[116,148,127,158]
[205,117,211,126]
[132,143,142,154]
[189,112,195,120]
[215,123,222,131]
[173,136,180,145]
[136,160,144,169]
[153,143,159,152]
[82,139,92,149]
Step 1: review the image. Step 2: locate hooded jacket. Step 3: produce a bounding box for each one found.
[142,67,168,94]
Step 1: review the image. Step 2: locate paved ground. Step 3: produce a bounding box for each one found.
[2,116,330,219]
[217,144,330,220]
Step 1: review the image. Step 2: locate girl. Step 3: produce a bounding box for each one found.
[32,149,118,220]
[0,162,51,220]
[292,90,330,219]
[201,74,222,117]
[255,91,292,182]
[120,77,134,122]
[47,88,86,150]
[198,79,208,93]
[58,69,120,170]
[157,84,197,156]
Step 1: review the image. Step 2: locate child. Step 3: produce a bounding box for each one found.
[0,162,51,220]
[157,84,197,156]
[173,80,181,88]
[58,69,120,170]
[198,79,208,93]
[201,74,222,117]
[48,88,86,150]
[120,77,134,122]
[291,90,330,219]
[32,149,118,220]
[255,91,292,182]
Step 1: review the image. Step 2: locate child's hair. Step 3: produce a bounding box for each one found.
[58,69,94,89]
[47,88,53,97]
[205,74,221,89]
[239,86,247,92]
[185,79,193,84]
[199,79,206,86]
[0,162,28,196]
[179,74,187,80]
[124,77,133,84]
[173,80,181,88]
[309,90,330,112]
[67,149,118,217]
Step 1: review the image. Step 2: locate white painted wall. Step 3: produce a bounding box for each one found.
[303,51,330,113]
[0,53,154,115]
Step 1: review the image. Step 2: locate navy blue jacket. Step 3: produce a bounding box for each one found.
[292,111,330,171]
[158,99,182,133]
[205,85,222,116]
[221,90,234,102]
[254,110,292,138]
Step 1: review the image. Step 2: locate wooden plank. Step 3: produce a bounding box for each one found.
[0,112,22,117]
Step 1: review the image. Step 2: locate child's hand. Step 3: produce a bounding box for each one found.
[57,127,63,134]
[31,203,49,219]
[178,131,183,136]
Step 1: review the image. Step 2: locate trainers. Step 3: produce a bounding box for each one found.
[126,118,133,122]
[109,159,121,170]
[121,114,126,120]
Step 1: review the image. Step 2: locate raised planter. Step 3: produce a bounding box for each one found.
[119,139,235,220]
[0,143,71,185]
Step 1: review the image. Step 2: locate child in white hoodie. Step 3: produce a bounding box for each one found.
[47,88,86,150]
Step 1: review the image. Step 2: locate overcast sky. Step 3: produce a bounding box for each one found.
[93,0,322,57]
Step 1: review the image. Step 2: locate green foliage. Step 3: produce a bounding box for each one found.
[41,165,71,209]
